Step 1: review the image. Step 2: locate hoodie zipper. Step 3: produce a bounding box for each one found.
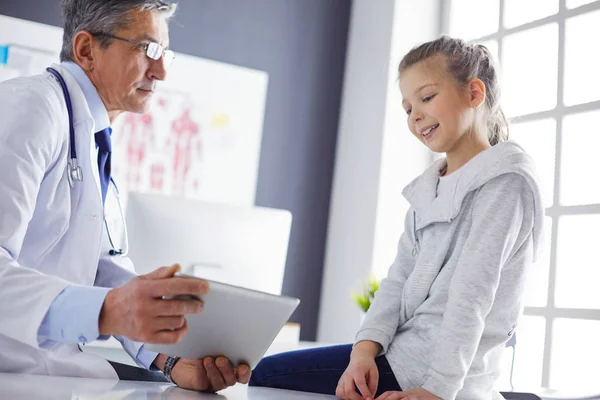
[412,211,420,257]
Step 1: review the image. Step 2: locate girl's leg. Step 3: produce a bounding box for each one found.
[249,344,401,396]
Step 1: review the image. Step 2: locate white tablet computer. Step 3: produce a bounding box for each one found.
[146,275,300,369]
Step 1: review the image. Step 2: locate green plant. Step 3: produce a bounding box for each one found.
[352,277,380,312]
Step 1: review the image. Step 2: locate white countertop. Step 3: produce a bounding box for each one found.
[0,372,337,400]
[3,369,598,399]
[1,340,339,399]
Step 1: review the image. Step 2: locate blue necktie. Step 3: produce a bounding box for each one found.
[94,127,112,205]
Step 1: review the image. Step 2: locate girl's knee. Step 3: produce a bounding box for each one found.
[248,355,276,387]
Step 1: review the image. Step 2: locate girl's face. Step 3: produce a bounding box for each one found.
[400,55,484,155]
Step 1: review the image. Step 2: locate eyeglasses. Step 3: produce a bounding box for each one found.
[91,32,175,68]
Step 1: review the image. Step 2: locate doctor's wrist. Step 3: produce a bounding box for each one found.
[153,353,168,372]
[98,288,118,336]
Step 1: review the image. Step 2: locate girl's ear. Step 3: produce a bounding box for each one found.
[469,78,486,109]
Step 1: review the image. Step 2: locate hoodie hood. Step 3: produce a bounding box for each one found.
[402,140,545,261]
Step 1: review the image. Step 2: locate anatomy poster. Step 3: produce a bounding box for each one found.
[111,50,268,206]
[0,14,268,206]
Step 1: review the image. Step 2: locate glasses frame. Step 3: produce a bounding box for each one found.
[91,32,175,67]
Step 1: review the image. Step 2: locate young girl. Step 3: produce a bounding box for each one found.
[249,35,544,400]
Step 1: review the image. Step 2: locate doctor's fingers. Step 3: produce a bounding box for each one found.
[146,277,210,298]
[214,357,237,387]
[141,264,181,280]
[203,357,227,392]
[148,321,189,344]
[153,298,204,316]
[153,316,187,331]
[235,364,251,384]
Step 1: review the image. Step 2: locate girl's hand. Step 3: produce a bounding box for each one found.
[376,388,441,400]
[335,341,381,400]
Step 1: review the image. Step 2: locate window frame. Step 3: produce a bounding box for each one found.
[442,0,600,389]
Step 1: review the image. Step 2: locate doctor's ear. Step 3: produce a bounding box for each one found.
[72,31,96,72]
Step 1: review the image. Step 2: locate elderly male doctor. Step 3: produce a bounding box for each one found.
[0,0,250,391]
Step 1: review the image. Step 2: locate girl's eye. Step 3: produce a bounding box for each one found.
[405,109,412,116]
[423,94,436,102]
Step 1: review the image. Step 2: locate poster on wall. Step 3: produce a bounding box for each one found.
[0,14,268,206]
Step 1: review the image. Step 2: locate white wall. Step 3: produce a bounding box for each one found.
[372,0,442,279]
[317,0,440,343]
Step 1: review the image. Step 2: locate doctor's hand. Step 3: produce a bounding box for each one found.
[154,354,251,392]
[336,340,382,400]
[99,264,207,344]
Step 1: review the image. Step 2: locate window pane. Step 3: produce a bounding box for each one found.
[564,10,600,106]
[567,0,599,9]
[504,0,559,29]
[561,111,600,205]
[509,119,556,207]
[523,217,552,307]
[551,318,600,392]
[450,0,499,40]
[556,215,600,309]
[495,316,546,390]
[513,316,546,388]
[502,25,558,118]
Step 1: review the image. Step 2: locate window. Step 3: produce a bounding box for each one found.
[444,0,600,392]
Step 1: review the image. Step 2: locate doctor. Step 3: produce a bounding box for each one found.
[0,0,250,391]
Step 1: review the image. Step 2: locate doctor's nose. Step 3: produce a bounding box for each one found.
[147,57,167,81]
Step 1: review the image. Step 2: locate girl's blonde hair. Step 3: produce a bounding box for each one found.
[399,35,508,146]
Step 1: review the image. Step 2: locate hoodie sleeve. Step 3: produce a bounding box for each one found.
[355,209,417,353]
[420,174,536,400]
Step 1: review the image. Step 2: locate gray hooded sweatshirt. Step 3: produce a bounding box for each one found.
[355,141,544,400]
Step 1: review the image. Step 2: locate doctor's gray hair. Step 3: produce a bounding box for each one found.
[60,0,177,62]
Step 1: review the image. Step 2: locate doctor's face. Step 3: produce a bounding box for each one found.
[90,9,169,114]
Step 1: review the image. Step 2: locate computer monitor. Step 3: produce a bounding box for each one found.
[125,192,292,295]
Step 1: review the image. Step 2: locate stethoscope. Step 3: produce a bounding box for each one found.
[47,67,128,256]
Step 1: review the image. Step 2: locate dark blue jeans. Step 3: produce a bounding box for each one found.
[249,344,401,396]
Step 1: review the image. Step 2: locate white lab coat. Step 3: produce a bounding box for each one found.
[0,64,142,378]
